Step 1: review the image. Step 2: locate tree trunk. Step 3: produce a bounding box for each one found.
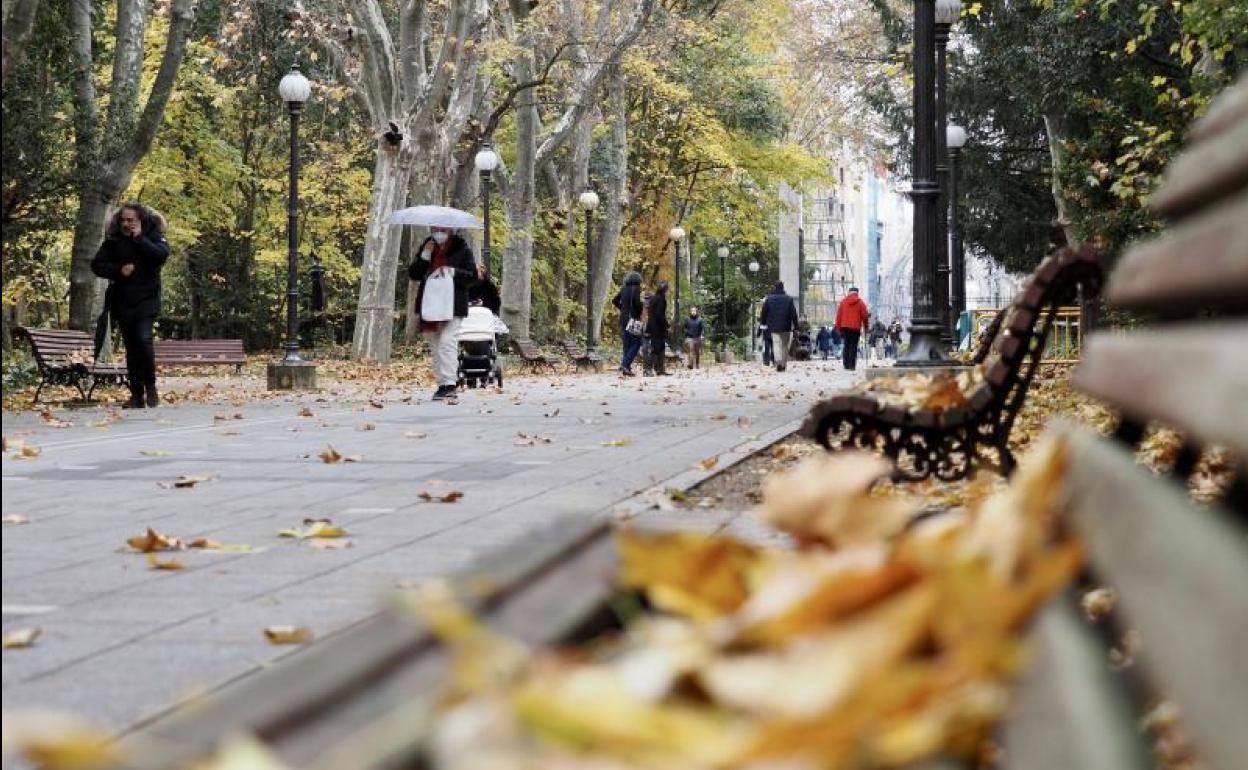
[68,188,113,330]
[352,142,414,362]
[1043,111,1079,247]
[501,52,539,341]
[1,0,40,86]
[591,67,628,340]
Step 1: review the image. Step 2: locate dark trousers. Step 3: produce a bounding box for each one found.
[650,335,667,374]
[621,331,643,370]
[761,333,774,365]
[118,314,157,396]
[841,328,861,370]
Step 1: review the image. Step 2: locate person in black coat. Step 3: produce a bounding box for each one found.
[758,281,799,371]
[645,280,671,376]
[90,203,171,408]
[682,307,706,369]
[611,271,644,376]
[408,227,478,400]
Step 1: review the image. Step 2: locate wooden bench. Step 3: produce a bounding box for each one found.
[508,338,560,373]
[800,244,1102,480]
[15,327,129,403]
[154,339,246,373]
[1003,73,1248,770]
[561,340,604,372]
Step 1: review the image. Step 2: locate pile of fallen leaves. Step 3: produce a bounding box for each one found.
[859,367,985,413]
[405,437,1078,770]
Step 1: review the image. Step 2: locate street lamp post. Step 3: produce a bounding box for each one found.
[579,190,600,352]
[947,124,968,341]
[475,143,500,280]
[717,245,729,359]
[934,0,960,344]
[896,0,950,367]
[268,62,316,390]
[669,226,686,326]
[748,259,760,357]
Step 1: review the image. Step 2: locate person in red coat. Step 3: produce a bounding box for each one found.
[834,287,870,371]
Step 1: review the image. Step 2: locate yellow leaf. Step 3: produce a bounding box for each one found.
[617,529,759,621]
[3,627,41,648]
[601,439,633,447]
[1,711,123,769]
[263,626,313,645]
[146,554,185,571]
[3,514,30,525]
[318,445,343,463]
[127,528,184,552]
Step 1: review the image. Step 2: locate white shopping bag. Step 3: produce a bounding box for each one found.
[420,268,455,322]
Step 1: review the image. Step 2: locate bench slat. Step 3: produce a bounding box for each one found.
[1188,74,1248,144]
[1062,428,1248,770]
[1074,323,1248,457]
[1105,190,1248,314]
[1003,600,1149,770]
[1149,119,1248,220]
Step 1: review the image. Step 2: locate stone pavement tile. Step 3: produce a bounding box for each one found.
[144,594,372,645]
[2,618,159,686]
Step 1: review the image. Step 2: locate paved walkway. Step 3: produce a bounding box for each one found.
[1,360,857,735]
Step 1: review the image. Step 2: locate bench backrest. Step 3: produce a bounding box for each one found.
[510,338,542,359]
[17,327,97,370]
[1024,74,1248,770]
[154,339,246,363]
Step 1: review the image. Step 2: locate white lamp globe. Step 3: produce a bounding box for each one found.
[578,190,599,211]
[474,147,499,172]
[946,124,968,149]
[669,226,685,241]
[278,64,312,105]
[748,260,760,273]
[935,0,962,25]
[717,245,729,259]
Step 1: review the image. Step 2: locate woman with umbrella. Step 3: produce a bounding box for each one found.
[388,206,484,400]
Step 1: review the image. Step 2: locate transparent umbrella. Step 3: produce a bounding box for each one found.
[384,205,483,229]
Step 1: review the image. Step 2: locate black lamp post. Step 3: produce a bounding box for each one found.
[947,124,968,341]
[896,0,950,367]
[717,244,729,358]
[579,190,600,352]
[933,0,960,344]
[475,143,500,280]
[669,225,685,326]
[268,62,316,390]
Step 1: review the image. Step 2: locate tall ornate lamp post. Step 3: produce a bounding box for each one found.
[475,143,500,280]
[669,226,686,325]
[946,124,968,341]
[748,259,760,356]
[579,190,600,352]
[268,62,316,390]
[717,244,729,358]
[896,0,950,367]
[934,0,961,343]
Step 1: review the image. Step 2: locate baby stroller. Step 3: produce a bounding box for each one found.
[457,305,507,389]
[791,330,814,361]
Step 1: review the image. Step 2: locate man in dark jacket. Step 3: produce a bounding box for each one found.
[611,271,644,376]
[682,307,705,369]
[409,226,478,400]
[90,203,170,408]
[834,287,870,371]
[645,280,671,376]
[759,282,799,372]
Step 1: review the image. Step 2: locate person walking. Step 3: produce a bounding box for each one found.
[409,226,478,400]
[682,307,705,369]
[757,322,773,366]
[868,319,888,364]
[758,281,799,372]
[90,203,171,408]
[611,271,644,377]
[888,319,903,358]
[815,325,833,360]
[834,286,870,371]
[646,281,671,376]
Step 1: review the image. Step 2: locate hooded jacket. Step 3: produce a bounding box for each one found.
[759,290,799,333]
[408,234,478,319]
[834,293,870,332]
[91,230,171,319]
[612,273,644,332]
[646,286,669,337]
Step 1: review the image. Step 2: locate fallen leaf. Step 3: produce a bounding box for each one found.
[264,625,313,645]
[139,449,173,457]
[544,408,561,418]
[699,456,720,471]
[127,528,184,552]
[737,416,754,428]
[514,432,553,446]
[0,711,122,768]
[308,538,354,550]
[39,410,73,428]
[298,406,314,417]
[921,374,969,412]
[146,553,185,571]
[357,422,377,431]
[16,445,41,459]
[319,446,343,463]
[369,399,384,409]
[602,439,633,448]
[3,627,41,648]
[1082,587,1116,621]
[418,490,464,504]
[403,431,428,439]
[158,474,216,489]
[3,514,30,525]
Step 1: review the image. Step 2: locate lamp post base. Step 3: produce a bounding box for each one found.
[894,319,953,369]
[267,360,317,391]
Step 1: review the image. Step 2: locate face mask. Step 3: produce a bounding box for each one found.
[432,232,449,245]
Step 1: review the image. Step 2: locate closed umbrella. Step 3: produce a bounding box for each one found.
[385,205,483,229]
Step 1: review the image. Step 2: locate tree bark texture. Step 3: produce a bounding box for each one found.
[352,143,414,361]
[1043,111,1078,247]
[66,0,197,331]
[591,66,628,341]
[1,0,40,86]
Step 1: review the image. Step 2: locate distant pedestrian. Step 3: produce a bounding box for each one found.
[90,202,171,409]
[409,226,478,401]
[869,319,888,364]
[759,281,799,372]
[888,319,903,358]
[816,325,833,359]
[830,325,842,359]
[612,271,644,377]
[683,307,705,369]
[757,323,773,366]
[834,286,870,371]
[646,281,671,376]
